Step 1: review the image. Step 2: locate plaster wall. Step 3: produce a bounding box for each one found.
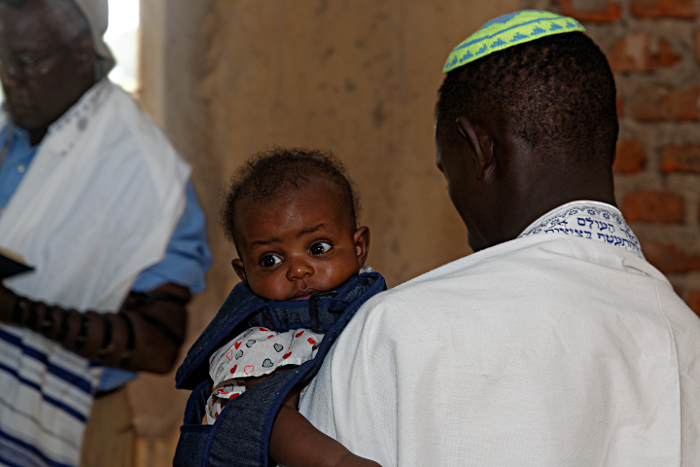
[196,0,523,293]
[132,0,519,465]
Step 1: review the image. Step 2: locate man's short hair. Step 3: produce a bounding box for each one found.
[436,32,618,168]
[221,147,362,247]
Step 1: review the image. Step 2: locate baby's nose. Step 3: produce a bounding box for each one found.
[286,257,314,280]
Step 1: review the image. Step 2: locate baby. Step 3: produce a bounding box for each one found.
[208,148,380,467]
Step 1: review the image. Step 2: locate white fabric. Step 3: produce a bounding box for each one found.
[72,0,115,73]
[0,80,189,467]
[300,201,700,467]
[206,326,324,424]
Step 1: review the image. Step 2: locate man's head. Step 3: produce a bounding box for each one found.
[435,11,618,252]
[0,0,111,143]
[222,148,369,301]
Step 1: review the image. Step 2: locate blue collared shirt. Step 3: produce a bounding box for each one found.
[0,124,213,390]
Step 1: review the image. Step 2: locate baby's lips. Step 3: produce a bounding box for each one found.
[290,287,320,300]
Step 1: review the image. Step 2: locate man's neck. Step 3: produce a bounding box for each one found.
[28,128,47,147]
[500,175,617,242]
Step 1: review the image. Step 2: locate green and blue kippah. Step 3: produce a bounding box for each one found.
[443,10,585,73]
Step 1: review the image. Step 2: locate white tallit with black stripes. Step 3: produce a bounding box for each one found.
[0,79,189,467]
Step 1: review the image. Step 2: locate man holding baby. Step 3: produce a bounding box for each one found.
[300,10,700,467]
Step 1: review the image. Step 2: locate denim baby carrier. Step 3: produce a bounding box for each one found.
[173,271,386,467]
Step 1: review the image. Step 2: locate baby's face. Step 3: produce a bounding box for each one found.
[232,181,369,301]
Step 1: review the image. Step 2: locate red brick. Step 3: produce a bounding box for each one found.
[628,85,665,120]
[663,85,700,119]
[642,241,700,274]
[651,39,681,68]
[632,0,697,18]
[628,84,700,121]
[660,144,700,173]
[622,190,685,223]
[613,140,646,173]
[608,34,652,72]
[560,0,622,22]
[689,290,700,317]
[616,97,624,117]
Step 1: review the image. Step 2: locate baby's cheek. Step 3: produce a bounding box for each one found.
[248,275,280,300]
[323,260,359,289]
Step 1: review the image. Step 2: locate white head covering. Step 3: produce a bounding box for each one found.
[72,0,115,74]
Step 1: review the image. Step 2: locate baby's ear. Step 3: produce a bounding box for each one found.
[231,259,248,284]
[353,226,370,267]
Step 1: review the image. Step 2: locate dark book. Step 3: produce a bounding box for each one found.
[0,247,34,280]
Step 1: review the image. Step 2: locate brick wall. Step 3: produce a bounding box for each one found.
[524,0,700,316]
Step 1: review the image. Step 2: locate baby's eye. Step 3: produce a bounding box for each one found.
[260,255,282,267]
[310,242,332,255]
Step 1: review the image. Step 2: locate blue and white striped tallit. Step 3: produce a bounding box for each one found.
[0,79,190,467]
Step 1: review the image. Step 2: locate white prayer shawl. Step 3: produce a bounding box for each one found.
[300,201,700,467]
[0,80,190,467]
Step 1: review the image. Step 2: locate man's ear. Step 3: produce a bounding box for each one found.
[456,116,495,181]
[231,259,248,284]
[353,226,370,267]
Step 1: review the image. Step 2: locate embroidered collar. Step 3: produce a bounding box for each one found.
[44,79,113,157]
[0,80,112,160]
[518,200,644,259]
[0,79,113,160]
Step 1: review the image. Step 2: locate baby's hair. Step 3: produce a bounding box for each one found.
[221,147,361,247]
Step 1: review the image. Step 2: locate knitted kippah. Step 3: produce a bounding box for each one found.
[443,10,585,73]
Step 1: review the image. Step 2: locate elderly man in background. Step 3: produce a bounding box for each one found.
[300,11,700,466]
[0,0,211,466]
